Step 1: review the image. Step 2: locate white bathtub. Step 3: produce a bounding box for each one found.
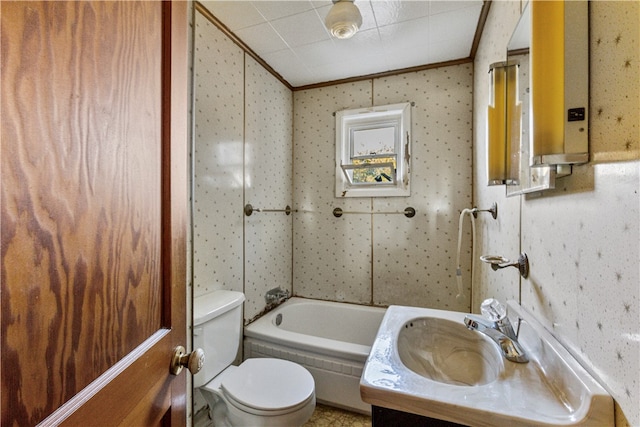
[243,297,387,414]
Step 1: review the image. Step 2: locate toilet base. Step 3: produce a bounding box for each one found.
[200,388,315,427]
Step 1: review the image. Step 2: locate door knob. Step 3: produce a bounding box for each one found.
[170,345,205,375]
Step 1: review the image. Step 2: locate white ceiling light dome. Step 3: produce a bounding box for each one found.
[325,0,363,40]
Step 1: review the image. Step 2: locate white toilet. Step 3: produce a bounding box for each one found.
[194,290,316,427]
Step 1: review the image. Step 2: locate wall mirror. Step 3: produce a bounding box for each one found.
[335,103,411,198]
[502,1,589,197]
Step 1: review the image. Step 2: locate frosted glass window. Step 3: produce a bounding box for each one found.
[352,126,396,157]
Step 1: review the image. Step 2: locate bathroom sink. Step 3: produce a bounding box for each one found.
[397,318,503,386]
[360,302,614,426]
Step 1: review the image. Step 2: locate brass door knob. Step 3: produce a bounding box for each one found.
[170,345,205,375]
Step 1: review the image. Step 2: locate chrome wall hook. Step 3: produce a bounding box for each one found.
[480,253,529,278]
[472,202,498,219]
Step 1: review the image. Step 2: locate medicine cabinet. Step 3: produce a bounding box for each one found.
[487,1,589,195]
[335,103,411,198]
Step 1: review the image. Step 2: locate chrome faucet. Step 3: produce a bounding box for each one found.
[464,299,528,363]
[265,286,290,309]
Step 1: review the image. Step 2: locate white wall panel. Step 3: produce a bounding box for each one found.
[293,83,373,303]
[292,68,474,309]
[474,2,639,425]
[193,13,245,297]
[372,66,473,311]
[244,57,294,321]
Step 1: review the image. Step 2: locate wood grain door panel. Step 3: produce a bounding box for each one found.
[1,1,188,425]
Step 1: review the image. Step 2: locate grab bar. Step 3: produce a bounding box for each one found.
[244,204,296,216]
[333,207,416,218]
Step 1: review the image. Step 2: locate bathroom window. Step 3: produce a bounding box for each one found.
[335,103,411,197]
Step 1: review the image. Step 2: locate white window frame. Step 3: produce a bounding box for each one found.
[335,102,411,198]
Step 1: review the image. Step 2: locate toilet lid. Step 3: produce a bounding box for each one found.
[220,358,314,411]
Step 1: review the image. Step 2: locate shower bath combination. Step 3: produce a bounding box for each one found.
[455,202,498,305]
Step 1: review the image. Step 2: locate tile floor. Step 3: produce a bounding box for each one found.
[304,404,371,427]
[194,403,371,427]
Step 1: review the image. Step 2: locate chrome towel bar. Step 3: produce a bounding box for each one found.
[244,204,295,216]
[333,207,416,218]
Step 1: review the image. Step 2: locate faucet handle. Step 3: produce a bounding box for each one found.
[481,298,507,321]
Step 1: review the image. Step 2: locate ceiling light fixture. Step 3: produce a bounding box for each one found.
[325,0,362,40]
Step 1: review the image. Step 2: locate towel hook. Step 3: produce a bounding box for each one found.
[472,202,498,219]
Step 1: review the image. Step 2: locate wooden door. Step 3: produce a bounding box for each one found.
[1,1,189,425]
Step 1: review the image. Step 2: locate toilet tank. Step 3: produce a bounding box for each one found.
[193,290,245,388]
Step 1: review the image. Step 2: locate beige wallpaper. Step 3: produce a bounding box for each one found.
[193,12,245,297]
[194,19,475,315]
[293,82,375,303]
[293,65,474,312]
[193,11,294,323]
[590,1,640,162]
[472,0,523,307]
[244,56,294,320]
[474,2,639,425]
[194,0,638,424]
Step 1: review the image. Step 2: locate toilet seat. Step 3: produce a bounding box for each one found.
[220,358,315,415]
[223,389,315,417]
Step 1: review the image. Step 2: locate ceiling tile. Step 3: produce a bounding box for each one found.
[251,0,316,21]
[429,5,480,46]
[429,0,482,16]
[293,39,341,68]
[324,52,391,79]
[199,1,266,31]
[384,46,431,71]
[310,0,333,9]
[270,9,331,48]
[197,0,484,87]
[335,27,384,53]
[309,61,369,83]
[262,49,317,86]
[428,39,469,64]
[294,28,385,70]
[371,0,430,27]
[235,22,289,55]
[379,16,430,51]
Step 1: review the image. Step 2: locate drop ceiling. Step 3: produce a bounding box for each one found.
[198,0,487,89]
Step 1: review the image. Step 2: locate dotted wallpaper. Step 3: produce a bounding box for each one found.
[244,57,293,321]
[522,163,639,427]
[590,1,639,162]
[194,1,639,423]
[474,2,639,426]
[472,0,523,308]
[292,66,474,311]
[372,68,473,310]
[193,13,245,297]
[193,11,294,324]
[292,82,374,304]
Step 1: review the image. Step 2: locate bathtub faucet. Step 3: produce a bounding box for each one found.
[265,287,290,309]
[463,298,528,363]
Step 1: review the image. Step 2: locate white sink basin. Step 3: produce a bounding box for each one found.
[360,302,614,426]
[398,317,503,386]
